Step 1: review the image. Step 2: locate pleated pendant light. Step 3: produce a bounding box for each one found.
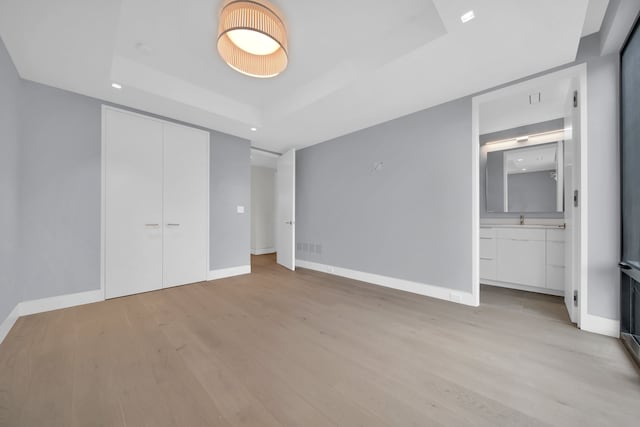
[217,0,288,78]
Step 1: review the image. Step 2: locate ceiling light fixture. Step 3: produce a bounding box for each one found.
[461,10,475,23]
[111,83,122,90]
[217,0,288,78]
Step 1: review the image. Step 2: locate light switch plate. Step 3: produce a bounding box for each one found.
[237,206,245,214]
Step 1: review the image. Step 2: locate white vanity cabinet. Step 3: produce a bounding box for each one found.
[480,226,565,295]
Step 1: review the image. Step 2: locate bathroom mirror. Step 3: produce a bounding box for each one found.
[486,141,564,213]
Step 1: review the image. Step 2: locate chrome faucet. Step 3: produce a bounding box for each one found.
[519,214,524,225]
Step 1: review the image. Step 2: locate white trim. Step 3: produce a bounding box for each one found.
[577,65,589,329]
[101,106,107,300]
[0,304,21,344]
[580,314,620,338]
[0,290,105,345]
[296,260,477,307]
[19,290,104,317]
[471,94,481,307]
[251,248,276,255]
[481,280,564,297]
[208,265,251,281]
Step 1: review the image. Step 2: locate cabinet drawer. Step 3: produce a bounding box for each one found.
[480,227,496,239]
[480,237,496,259]
[497,239,546,287]
[546,265,565,291]
[546,240,565,267]
[480,258,497,281]
[496,228,546,241]
[546,229,565,243]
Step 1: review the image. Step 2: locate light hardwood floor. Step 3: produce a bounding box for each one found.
[1,254,639,426]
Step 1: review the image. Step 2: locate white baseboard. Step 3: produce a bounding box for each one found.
[0,304,21,345]
[481,280,564,297]
[296,259,478,307]
[1,289,105,345]
[19,289,104,317]
[581,313,620,338]
[251,248,276,255]
[208,265,251,281]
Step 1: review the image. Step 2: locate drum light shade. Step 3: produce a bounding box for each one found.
[217,0,288,78]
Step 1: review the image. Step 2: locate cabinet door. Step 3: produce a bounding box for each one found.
[105,109,164,299]
[546,265,565,291]
[163,123,209,288]
[497,238,546,287]
[480,236,497,281]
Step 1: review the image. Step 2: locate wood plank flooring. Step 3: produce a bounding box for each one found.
[1,254,639,426]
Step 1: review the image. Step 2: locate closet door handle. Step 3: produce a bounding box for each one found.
[145,224,160,228]
[167,223,181,227]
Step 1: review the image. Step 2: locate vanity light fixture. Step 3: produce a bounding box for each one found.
[461,10,475,23]
[484,129,565,149]
[217,0,288,78]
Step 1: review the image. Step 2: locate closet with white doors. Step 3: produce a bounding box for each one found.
[103,107,209,299]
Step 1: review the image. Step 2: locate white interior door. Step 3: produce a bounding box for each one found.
[162,123,209,288]
[105,109,164,299]
[276,149,296,270]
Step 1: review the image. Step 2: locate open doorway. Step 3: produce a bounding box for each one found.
[250,149,278,262]
[472,65,588,327]
[250,148,296,271]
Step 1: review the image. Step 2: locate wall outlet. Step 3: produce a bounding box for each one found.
[449,293,462,303]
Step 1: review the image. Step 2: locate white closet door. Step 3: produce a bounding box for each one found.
[105,109,164,299]
[162,123,209,288]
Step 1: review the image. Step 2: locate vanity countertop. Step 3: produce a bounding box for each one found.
[480,224,565,230]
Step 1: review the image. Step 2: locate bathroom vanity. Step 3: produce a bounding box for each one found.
[480,225,565,296]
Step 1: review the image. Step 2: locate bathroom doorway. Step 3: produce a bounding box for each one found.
[472,65,588,327]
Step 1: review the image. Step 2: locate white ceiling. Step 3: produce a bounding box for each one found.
[0,0,609,154]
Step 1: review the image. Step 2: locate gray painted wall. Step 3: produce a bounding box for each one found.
[0,37,21,321]
[12,80,250,303]
[19,81,102,300]
[585,52,620,319]
[210,132,251,269]
[297,98,473,293]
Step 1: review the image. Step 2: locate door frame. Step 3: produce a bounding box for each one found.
[101,105,211,300]
[471,64,589,325]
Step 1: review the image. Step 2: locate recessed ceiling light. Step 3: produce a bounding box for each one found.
[111,83,122,90]
[250,127,257,132]
[461,10,475,23]
[522,168,527,171]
